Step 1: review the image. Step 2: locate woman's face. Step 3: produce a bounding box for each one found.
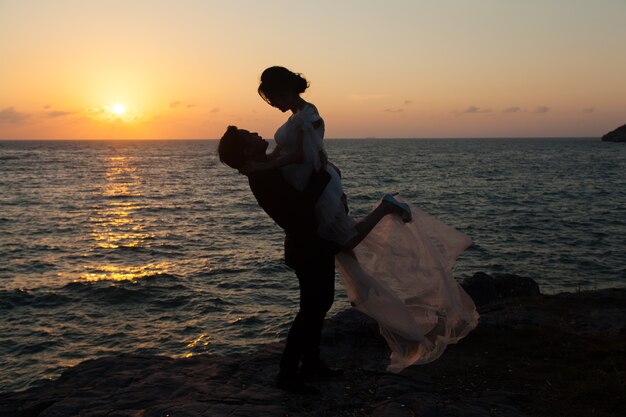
[267,91,292,112]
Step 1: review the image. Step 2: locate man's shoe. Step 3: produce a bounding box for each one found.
[275,372,319,395]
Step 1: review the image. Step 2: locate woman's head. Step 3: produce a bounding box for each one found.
[258,66,309,109]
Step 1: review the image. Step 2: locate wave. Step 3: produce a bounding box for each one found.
[61,279,190,305]
[227,314,263,326]
[0,155,23,161]
[198,267,250,277]
[97,246,186,259]
[0,288,74,310]
[16,340,62,355]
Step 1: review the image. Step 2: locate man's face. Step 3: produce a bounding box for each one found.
[238,129,268,158]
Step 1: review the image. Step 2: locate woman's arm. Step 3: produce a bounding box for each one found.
[266,129,303,168]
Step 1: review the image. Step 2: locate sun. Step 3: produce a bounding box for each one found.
[112,103,126,115]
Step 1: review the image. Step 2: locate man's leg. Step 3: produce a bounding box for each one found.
[300,251,335,366]
[279,249,335,378]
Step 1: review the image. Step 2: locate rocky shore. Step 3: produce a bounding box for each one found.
[1,274,624,417]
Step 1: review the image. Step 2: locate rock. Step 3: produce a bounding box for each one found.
[492,273,541,299]
[461,272,499,306]
[602,124,626,142]
[1,288,624,417]
[461,272,540,307]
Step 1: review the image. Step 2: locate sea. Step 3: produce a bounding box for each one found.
[1,138,624,392]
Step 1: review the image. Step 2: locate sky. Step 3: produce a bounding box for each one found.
[1,0,625,139]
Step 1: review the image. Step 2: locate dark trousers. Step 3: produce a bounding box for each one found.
[280,237,336,375]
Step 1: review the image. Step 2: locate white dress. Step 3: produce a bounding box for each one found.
[274,103,358,246]
[276,107,478,372]
[336,196,479,372]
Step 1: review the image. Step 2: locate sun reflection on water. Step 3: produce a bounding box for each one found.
[85,155,163,281]
[88,156,153,249]
[184,333,211,358]
[80,262,172,282]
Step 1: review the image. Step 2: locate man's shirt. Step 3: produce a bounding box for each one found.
[247,168,338,269]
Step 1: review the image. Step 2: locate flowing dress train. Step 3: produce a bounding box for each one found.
[335,196,479,372]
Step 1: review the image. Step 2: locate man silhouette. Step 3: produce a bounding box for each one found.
[218,126,340,394]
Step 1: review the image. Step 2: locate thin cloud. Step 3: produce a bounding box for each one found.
[582,107,595,113]
[45,110,74,118]
[503,106,521,113]
[533,106,550,114]
[171,101,197,110]
[384,99,412,113]
[0,107,30,124]
[460,106,492,114]
[210,107,220,113]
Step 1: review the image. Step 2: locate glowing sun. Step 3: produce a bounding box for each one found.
[112,103,126,115]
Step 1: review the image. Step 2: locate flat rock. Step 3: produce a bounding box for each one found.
[1,288,624,417]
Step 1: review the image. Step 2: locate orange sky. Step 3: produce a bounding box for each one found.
[1,0,625,139]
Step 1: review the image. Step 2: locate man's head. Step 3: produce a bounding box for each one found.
[218,126,268,171]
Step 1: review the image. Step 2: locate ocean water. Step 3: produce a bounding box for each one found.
[1,138,624,392]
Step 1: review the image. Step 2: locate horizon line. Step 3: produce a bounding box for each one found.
[0,136,601,141]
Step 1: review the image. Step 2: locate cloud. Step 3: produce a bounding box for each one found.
[0,107,30,124]
[85,107,106,115]
[170,101,198,110]
[45,110,74,118]
[384,99,412,113]
[210,107,220,113]
[460,106,491,114]
[582,107,595,113]
[503,106,521,113]
[533,106,550,114]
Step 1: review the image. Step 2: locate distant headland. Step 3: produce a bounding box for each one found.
[602,124,626,142]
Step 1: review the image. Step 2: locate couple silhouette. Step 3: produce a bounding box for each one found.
[218,67,478,394]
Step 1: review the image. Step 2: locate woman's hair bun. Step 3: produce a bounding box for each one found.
[258,66,309,100]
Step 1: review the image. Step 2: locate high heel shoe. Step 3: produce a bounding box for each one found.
[383,193,412,223]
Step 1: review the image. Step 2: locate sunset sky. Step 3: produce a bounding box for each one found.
[1,0,625,139]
